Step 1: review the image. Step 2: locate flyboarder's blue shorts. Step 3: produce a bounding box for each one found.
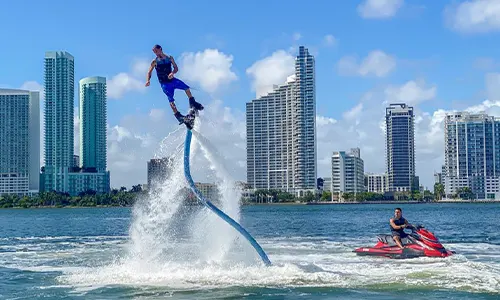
[160,78,190,102]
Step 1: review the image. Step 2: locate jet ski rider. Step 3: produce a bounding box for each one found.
[390,207,411,249]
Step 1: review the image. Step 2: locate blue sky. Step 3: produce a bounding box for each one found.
[1,0,500,189]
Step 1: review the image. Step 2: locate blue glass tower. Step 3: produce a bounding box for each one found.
[444,112,500,199]
[385,103,416,192]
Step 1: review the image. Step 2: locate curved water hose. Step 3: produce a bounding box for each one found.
[183,129,272,266]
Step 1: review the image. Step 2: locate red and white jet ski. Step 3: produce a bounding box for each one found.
[353,224,455,259]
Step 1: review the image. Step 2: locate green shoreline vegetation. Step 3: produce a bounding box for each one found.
[1,183,497,209]
[0,186,144,209]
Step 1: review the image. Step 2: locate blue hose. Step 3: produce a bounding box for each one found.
[183,129,272,266]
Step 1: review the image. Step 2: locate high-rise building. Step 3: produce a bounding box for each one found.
[322,177,332,192]
[0,89,40,195]
[434,172,443,185]
[365,173,389,193]
[73,155,79,168]
[42,51,75,192]
[63,76,110,195]
[331,148,365,198]
[294,46,317,191]
[246,46,316,196]
[79,76,107,172]
[147,157,173,189]
[444,112,500,199]
[385,103,416,192]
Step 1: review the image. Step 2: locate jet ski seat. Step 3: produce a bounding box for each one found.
[377,234,411,246]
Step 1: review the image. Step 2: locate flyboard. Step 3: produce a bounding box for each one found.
[181,108,272,266]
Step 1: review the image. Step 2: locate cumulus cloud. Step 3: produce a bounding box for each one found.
[21,81,44,98]
[445,0,500,33]
[316,115,337,126]
[358,0,404,19]
[131,58,151,78]
[149,108,165,122]
[246,50,296,98]
[323,34,337,46]
[485,73,500,100]
[106,58,150,99]
[342,103,364,121]
[108,50,239,99]
[178,49,238,94]
[337,50,396,77]
[384,79,437,105]
[107,72,146,99]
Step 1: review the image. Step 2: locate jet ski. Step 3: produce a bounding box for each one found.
[353,224,455,259]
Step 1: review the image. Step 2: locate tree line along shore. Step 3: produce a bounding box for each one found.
[2,183,497,209]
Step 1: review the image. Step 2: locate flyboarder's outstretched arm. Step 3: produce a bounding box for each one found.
[145,59,156,87]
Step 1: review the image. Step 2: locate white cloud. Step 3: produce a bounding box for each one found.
[384,79,437,105]
[105,59,152,100]
[445,0,500,33]
[293,32,302,41]
[149,108,165,122]
[343,103,364,120]
[358,0,404,19]
[337,50,396,77]
[107,72,145,99]
[131,58,151,78]
[323,34,337,46]
[485,73,500,100]
[316,115,337,126]
[105,111,173,188]
[246,50,296,98]
[178,49,238,94]
[21,81,44,98]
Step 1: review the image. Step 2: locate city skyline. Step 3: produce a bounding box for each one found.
[2,1,500,190]
[40,51,110,195]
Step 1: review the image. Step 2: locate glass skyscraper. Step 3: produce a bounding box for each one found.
[246,46,316,195]
[385,103,416,192]
[444,112,500,199]
[79,76,107,172]
[0,89,40,195]
[42,51,75,192]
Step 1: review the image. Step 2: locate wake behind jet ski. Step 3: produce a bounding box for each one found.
[353,224,455,259]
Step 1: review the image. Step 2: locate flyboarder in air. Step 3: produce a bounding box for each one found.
[145,44,204,129]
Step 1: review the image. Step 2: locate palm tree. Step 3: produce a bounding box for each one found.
[434,183,445,200]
